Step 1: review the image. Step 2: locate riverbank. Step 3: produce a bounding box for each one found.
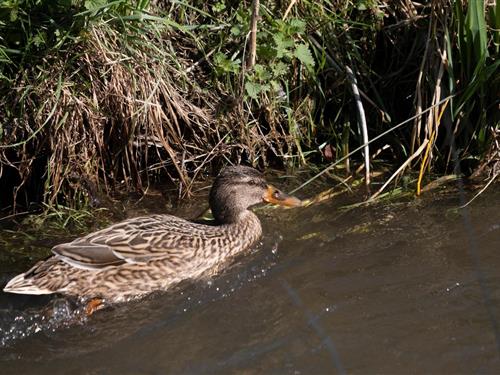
[0,1,498,215]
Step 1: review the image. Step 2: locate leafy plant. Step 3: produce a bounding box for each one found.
[447,0,500,161]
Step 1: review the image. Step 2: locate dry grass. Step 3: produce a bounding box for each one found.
[1,20,220,210]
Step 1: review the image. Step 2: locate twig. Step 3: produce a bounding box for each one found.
[247,0,259,69]
[0,210,34,222]
[289,95,454,194]
[186,48,216,73]
[416,97,449,195]
[346,64,370,186]
[459,172,499,209]
[411,18,432,154]
[415,34,448,195]
[308,35,389,120]
[368,139,429,201]
[355,144,390,174]
[283,0,298,20]
[188,133,230,191]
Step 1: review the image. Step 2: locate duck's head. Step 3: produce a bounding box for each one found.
[209,165,302,224]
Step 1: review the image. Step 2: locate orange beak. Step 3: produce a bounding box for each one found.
[262,185,302,207]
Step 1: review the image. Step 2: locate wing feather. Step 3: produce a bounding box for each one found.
[52,244,125,270]
[51,214,211,270]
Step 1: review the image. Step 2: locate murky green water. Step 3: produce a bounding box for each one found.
[1,183,499,374]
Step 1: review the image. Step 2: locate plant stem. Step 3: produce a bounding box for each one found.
[247,0,259,69]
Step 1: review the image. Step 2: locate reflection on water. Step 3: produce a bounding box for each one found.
[0,185,499,374]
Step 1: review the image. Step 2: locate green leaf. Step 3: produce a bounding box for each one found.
[272,61,288,77]
[465,0,488,63]
[288,19,306,34]
[213,52,240,74]
[256,44,275,60]
[230,25,241,36]
[260,83,271,93]
[273,33,294,59]
[253,64,271,81]
[488,0,500,48]
[84,0,109,11]
[236,9,249,24]
[294,44,315,68]
[270,80,281,92]
[245,81,261,99]
[357,2,368,11]
[211,2,225,13]
[33,32,46,48]
[9,9,17,22]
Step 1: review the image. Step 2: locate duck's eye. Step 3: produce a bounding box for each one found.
[248,179,262,186]
[273,190,281,199]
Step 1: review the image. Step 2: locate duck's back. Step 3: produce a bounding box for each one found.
[3,212,262,302]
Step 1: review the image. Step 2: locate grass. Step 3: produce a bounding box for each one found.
[0,0,498,217]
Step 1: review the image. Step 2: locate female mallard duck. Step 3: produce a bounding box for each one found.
[3,166,301,311]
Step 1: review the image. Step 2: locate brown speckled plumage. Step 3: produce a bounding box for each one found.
[3,166,300,304]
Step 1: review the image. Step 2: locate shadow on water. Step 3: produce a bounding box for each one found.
[0,184,499,374]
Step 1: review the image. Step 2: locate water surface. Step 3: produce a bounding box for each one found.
[0,183,499,374]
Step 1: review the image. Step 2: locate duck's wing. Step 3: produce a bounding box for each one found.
[52,215,205,270]
[52,243,125,270]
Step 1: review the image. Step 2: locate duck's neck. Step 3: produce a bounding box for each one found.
[220,210,262,256]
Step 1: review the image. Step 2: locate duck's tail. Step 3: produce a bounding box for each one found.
[3,272,54,295]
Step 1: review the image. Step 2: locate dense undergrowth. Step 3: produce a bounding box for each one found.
[0,0,498,215]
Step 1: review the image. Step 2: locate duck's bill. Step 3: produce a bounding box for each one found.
[263,185,302,207]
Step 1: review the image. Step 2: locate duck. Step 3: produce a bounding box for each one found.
[3,166,301,313]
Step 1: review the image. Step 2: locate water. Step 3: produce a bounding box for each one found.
[0,184,499,374]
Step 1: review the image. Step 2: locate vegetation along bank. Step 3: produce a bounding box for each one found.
[0,0,498,216]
